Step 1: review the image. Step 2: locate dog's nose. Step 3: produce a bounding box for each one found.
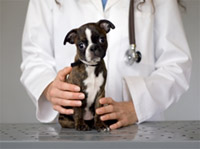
[90,45,97,52]
[90,45,104,58]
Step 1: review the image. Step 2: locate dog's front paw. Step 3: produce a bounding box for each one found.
[95,121,110,132]
[75,122,90,131]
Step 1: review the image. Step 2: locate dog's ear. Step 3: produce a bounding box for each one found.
[63,29,77,45]
[98,20,115,33]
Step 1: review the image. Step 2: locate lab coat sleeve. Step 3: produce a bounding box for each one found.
[20,0,58,123]
[124,0,192,123]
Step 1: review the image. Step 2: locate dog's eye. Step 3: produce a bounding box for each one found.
[78,42,86,50]
[99,37,105,44]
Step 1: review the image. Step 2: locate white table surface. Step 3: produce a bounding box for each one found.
[0,121,200,149]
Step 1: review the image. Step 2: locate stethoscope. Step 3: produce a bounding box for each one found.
[125,0,142,65]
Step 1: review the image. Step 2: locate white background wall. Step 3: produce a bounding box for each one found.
[0,0,2,121]
[0,0,37,123]
[0,0,199,123]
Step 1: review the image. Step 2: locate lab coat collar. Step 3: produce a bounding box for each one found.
[89,0,103,12]
[89,0,121,12]
[105,0,121,10]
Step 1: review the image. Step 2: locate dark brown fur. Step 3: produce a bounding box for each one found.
[59,57,108,131]
[59,20,115,131]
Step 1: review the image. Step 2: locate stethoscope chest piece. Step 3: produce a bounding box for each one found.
[125,44,142,65]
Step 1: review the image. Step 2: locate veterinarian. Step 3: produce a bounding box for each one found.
[20,0,192,130]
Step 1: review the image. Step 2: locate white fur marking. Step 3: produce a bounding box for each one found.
[85,28,93,62]
[83,66,104,120]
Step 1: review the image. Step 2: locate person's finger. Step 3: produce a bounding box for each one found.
[100,112,119,121]
[56,81,80,92]
[110,120,124,130]
[53,105,74,115]
[50,88,85,100]
[51,98,82,107]
[99,97,114,105]
[57,67,72,81]
[96,105,115,115]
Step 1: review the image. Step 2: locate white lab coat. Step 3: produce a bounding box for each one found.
[20,0,192,124]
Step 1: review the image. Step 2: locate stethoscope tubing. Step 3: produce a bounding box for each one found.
[127,0,142,64]
[129,0,136,46]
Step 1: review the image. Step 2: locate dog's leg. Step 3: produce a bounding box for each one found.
[74,107,90,131]
[59,114,75,128]
[94,90,110,132]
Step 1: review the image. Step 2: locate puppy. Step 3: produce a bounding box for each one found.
[59,20,115,131]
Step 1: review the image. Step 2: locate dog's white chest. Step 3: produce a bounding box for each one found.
[83,66,104,120]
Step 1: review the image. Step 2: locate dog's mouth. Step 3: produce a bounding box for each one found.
[90,57,101,64]
[80,57,101,66]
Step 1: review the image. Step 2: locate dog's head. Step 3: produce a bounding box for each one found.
[64,20,115,65]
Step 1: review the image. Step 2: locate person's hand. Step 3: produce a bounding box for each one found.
[96,98,138,130]
[43,67,85,115]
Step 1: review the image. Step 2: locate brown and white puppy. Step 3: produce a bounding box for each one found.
[59,20,115,131]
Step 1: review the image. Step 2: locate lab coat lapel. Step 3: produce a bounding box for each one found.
[89,0,121,12]
[105,0,121,10]
[89,0,104,12]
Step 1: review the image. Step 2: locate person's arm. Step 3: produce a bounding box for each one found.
[21,0,85,123]
[20,0,59,123]
[123,0,192,123]
[20,0,58,123]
